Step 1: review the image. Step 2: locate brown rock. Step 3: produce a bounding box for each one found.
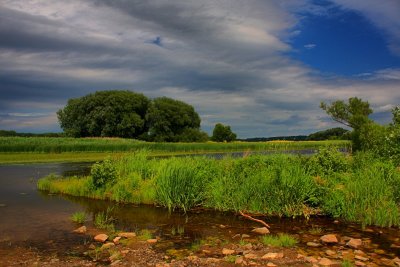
[354,255,368,261]
[244,253,258,259]
[118,232,136,238]
[347,238,362,249]
[355,261,366,266]
[147,239,158,244]
[101,242,115,250]
[325,249,336,256]
[307,241,321,247]
[267,263,277,267]
[320,234,338,244]
[241,234,250,238]
[222,248,235,255]
[305,256,318,263]
[393,257,400,267]
[235,257,244,264]
[113,236,121,244]
[251,227,270,235]
[262,253,278,260]
[94,234,108,243]
[319,258,334,266]
[73,226,87,234]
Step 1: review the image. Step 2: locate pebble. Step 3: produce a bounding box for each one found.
[244,253,258,259]
[354,255,368,262]
[347,238,362,249]
[113,236,121,244]
[73,226,86,234]
[147,239,158,244]
[307,241,321,247]
[101,242,115,250]
[318,258,334,266]
[118,232,136,238]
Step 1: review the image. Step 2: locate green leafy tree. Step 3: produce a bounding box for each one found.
[307,127,349,141]
[57,90,150,138]
[146,97,202,142]
[320,97,373,150]
[211,123,236,142]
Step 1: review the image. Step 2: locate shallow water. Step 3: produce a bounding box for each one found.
[0,162,399,260]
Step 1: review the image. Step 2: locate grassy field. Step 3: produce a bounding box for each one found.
[0,137,350,163]
[38,148,400,227]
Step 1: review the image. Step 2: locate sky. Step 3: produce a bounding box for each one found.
[0,0,400,138]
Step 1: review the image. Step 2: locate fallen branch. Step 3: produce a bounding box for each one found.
[239,210,270,228]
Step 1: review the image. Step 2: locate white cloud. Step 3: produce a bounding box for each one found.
[304,43,316,49]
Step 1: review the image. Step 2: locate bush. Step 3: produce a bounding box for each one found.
[307,146,349,176]
[91,158,117,188]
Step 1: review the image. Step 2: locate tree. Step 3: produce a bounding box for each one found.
[320,97,373,150]
[57,90,150,138]
[307,127,349,141]
[211,123,236,142]
[146,97,203,142]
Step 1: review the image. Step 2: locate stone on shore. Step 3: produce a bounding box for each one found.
[73,226,87,234]
[222,248,235,255]
[94,234,108,243]
[118,232,136,238]
[320,234,338,244]
[251,227,270,235]
[347,238,362,249]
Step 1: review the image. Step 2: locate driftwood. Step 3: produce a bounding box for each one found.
[239,210,270,228]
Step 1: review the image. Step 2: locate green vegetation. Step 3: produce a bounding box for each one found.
[58,90,150,138]
[138,229,152,240]
[94,208,115,232]
[38,147,400,227]
[71,211,86,224]
[146,97,207,142]
[211,123,236,142]
[307,127,349,141]
[260,234,298,247]
[0,137,349,153]
[341,259,354,267]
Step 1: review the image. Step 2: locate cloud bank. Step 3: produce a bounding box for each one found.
[0,0,399,137]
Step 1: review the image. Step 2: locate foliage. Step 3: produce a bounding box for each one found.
[260,234,298,247]
[307,127,349,141]
[211,123,236,142]
[0,136,350,154]
[146,97,201,142]
[71,211,86,224]
[91,158,118,188]
[94,207,115,231]
[57,90,150,138]
[37,149,400,227]
[320,97,372,150]
[307,146,349,176]
[155,157,212,212]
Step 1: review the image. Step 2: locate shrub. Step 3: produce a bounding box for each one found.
[91,158,117,188]
[307,146,349,176]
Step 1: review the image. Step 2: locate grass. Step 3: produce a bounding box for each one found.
[260,234,298,247]
[0,137,350,164]
[37,148,400,227]
[71,211,86,224]
[94,207,115,232]
[341,259,354,267]
[138,229,152,240]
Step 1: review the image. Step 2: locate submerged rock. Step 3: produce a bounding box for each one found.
[251,227,270,235]
[73,226,87,234]
[320,234,338,244]
[347,238,362,249]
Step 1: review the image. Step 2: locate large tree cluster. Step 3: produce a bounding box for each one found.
[57,90,208,142]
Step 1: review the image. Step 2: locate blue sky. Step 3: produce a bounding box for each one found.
[0,0,399,137]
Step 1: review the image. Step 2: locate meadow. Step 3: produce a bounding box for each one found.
[0,137,350,163]
[38,148,400,228]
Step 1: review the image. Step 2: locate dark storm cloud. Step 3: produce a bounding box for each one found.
[0,1,399,136]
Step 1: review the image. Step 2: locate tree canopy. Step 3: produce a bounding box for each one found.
[307,127,349,141]
[320,97,372,131]
[57,90,150,138]
[211,123,236,142]
[146,97,205,142]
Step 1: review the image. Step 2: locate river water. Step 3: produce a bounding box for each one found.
[0,162,399,261]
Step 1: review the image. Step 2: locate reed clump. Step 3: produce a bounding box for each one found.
[38,147,400,227]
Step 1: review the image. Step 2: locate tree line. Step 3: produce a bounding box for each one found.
[57,90,236,142]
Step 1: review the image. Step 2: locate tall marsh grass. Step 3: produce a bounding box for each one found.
[37,148,400,227]
[0,136,350,153]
